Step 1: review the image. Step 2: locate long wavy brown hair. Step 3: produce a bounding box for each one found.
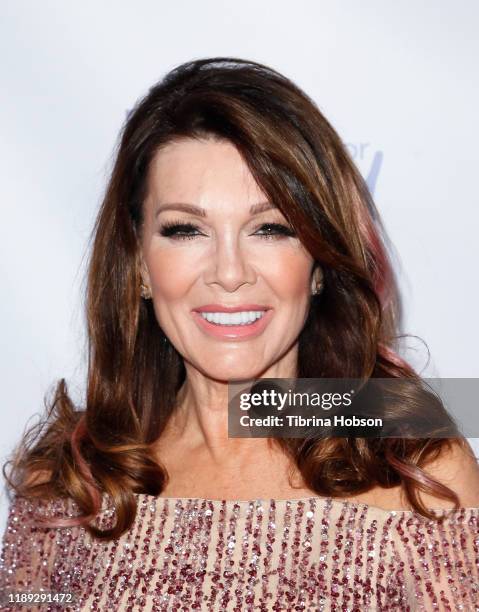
[3,57,465,540]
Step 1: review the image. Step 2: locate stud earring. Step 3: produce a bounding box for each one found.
[140,283,152,299]
[311,281,323,295]
[311,271,323,296]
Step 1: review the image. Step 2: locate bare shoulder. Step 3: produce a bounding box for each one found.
[346,438,479,511]
[415,438,479,508]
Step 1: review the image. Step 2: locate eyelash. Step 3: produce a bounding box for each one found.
[158,220,296,241]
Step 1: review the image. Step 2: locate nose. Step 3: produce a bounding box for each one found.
[203,231,257,292]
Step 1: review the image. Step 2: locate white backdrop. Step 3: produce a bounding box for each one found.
[1,0,478,529]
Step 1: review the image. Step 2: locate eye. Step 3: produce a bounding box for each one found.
[157,220,296,241]
[158,221,204,241]
[254,223,296,240]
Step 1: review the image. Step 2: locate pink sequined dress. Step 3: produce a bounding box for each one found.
[0,492,478,611]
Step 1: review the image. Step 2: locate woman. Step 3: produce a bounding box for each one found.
[0,57,478,611]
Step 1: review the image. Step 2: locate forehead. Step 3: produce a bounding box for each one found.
[147,137,266,206]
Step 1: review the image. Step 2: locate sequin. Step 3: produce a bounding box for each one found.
[0,494,478,611]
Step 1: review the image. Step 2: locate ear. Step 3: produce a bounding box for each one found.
[138,250,151,288]
[313,263,323,284]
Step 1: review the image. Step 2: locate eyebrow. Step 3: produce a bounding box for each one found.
[154,201,276,218]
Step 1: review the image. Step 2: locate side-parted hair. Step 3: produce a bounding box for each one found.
[3,57,464,540]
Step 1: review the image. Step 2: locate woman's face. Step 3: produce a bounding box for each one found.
[139,137,317,381]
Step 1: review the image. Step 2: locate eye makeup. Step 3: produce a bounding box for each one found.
[157,219,296,241]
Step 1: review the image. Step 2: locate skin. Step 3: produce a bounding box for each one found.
[138,136,322,498]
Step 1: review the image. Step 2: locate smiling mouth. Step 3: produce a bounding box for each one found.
[198,310,267,326]
[191,308,274,339]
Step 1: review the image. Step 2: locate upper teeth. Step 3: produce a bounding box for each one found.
[200,311,265,325]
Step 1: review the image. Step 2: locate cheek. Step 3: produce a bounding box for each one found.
[146,248,196,299]
[260,249,312,297]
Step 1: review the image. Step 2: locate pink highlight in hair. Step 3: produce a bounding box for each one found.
[378,343,415,375]
[33,414,103,529]
[357,204,393,310]
[353,193,416,376]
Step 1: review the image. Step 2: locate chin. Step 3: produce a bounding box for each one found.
[199,363,268,383]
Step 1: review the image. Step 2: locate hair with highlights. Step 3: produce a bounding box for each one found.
[3,57,465,540]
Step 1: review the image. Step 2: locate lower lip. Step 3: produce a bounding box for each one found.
[191,310,274,340]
